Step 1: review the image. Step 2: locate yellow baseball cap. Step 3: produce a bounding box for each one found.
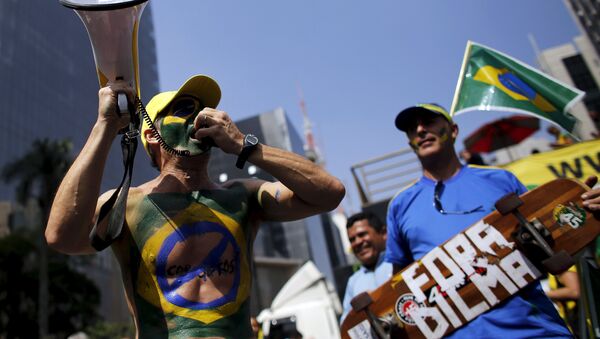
[394,103,453,132]
[141,74,221,155]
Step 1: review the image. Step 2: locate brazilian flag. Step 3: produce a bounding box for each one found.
[450,41,585,139]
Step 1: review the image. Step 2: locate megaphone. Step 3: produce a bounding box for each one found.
[60,0,150,251]
[60,0,148,113]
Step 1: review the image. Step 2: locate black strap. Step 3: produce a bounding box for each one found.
[89,97,140,251]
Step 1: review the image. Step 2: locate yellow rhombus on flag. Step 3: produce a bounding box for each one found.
[451,41,585,140]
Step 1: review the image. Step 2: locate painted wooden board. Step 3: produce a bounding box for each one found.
[341,178,600,339]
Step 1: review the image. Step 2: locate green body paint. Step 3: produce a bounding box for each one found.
[160,116,208,156]
[156,96,211,156]
[121,183,255,338]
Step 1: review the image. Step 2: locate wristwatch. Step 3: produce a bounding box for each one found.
[236,134,259,169]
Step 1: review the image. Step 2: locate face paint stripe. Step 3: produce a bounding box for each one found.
[438,127,449,142]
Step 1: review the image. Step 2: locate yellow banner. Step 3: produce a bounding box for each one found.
[502,139,600,189]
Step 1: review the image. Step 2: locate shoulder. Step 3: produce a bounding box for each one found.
[98,186,145,208]
[117,185,154,208]
[465,164,513,176]
[98,188,117,203]
[224,178,267,193]
[387,179,422,213]
[389,179,421,205]
[464,165,520,183]
[345,268,361,288]
[463,165,526,193]
[222,179,268,208]
[378,260,393,273]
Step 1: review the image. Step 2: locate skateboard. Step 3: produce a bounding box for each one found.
[340,178,600,339]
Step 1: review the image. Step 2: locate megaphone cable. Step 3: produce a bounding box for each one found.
[90,96,197,251]
[135,96,191,157]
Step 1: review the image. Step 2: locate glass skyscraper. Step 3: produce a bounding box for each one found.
[564,0,600,57]
[0,0,159,201]
[0,0,159,323]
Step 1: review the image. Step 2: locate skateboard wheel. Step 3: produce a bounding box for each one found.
[542,250,575,275]
[495,193,523,215]
[350,292,373,311]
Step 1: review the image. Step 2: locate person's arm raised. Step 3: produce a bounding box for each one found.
[46,82,133,254]
[194,108,345,221]
[249,143,345,221]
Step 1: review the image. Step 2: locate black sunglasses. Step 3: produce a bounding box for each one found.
[434,181,483,215]
[170,96,204,118]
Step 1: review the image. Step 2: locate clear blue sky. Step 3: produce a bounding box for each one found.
[150,0,580,213]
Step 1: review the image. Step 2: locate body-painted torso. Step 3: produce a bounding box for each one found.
[115,182,255,338]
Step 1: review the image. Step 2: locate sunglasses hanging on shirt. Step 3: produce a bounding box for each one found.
[433,181,483,215]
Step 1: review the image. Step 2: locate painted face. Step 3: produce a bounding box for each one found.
[405,113,455,159]
[347,219,386,269]
[157,96,209,156]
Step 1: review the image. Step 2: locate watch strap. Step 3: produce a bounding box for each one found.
[236,134,259,169]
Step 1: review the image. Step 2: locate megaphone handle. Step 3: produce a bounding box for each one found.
[117,92,129,115]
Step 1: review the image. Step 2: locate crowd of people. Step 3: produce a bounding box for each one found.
[42,74,600,338]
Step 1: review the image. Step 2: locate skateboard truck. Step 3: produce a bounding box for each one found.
[495,193,575,275]
[351,292,391,339]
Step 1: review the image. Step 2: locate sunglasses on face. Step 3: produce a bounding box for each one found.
[169,96,205,119]
[433,181,483,215]
[403,113,433,129]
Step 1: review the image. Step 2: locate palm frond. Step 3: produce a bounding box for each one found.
[2,138,73,207]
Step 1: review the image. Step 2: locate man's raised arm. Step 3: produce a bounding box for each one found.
[46,82,133,254]
[193,107,345,221]
[250,143,345,221]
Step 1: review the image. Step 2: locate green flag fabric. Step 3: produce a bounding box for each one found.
[451,41,585,139]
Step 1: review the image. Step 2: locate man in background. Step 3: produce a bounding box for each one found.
[340,211,392,322]
[386,103,572,337]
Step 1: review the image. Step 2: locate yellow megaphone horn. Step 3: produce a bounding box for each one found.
[59,0,148,113]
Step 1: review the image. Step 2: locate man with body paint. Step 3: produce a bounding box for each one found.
[340,212,392,322]
[385,103,600,338]
[45,75,345,338]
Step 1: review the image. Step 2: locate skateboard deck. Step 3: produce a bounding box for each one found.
[341,178,600,339]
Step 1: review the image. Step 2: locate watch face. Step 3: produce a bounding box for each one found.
[245,134,259,146]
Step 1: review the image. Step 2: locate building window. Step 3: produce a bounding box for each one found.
[563,54,599,92]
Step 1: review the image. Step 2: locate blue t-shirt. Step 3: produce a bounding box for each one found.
[386,165,571,338]
[340,254,392,322]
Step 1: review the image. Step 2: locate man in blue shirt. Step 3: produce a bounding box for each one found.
[341,212,392,322]
[386,103,573,338]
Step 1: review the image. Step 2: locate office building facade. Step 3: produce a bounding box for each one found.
[564,0,600,57]
[0,0,159,200]
[539,38,600,136]
[0,0,159,324]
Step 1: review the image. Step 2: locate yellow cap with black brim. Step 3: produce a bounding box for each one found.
[140,74,221,155]
[395,103,453,132]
